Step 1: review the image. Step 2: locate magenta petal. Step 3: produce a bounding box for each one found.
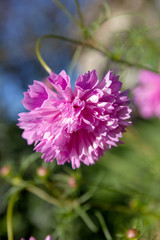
[18,69,131,169]
[133,70,160,119]
[74,70,99,98]
[22,81,53,111]
[75,70,98,90]
[48,70,73,100]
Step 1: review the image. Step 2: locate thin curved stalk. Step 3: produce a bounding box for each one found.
[35,34,103,73]
[36,37,52,73]
[95,211,112,240]
[68,46,83,74]
[7,194,17,240]
[9,177,78,208]
[75,206,98,232]
[74,0,85,28]
[53,0,80,27]
[110,55,158,72]
[26,185,61,207]
[36,34,159,74]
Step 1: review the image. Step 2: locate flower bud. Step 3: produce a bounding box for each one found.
[68,176,77,188]
[36,166,48,177]
[0,165,11,177]
[126,228,138,239]
[29,237,36,240]
[45,235,53,240]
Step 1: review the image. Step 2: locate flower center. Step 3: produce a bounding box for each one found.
[72,98,85,115]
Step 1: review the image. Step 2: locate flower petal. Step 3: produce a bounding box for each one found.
[48,70,73,100]
[22,81,54,110]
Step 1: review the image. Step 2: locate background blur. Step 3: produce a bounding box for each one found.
[0,0,160,239]
[0,0,96,120]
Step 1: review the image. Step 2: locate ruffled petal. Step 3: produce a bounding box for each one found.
[48,70,73,100]
[74,70,99,98]
[22,80,55,111]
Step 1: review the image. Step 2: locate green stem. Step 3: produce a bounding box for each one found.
[93,202,160,219]
[36,38,52,74]
[9,177,78,208]
[74,0,85,28]
[81,178,128,196]
[68,46,83,74]
[75,206,98,232]
[95,211,112,240]
[53,0,80,27]
[36,34,159,74]
[7,194,17,240]
[35,34,106,73]
[26,185,61,207]
[98,41,159,72]
[110,55,157,72]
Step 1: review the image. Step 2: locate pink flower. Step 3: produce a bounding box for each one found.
[20,235,52,240]
[133,70,160,118]
[18,70,131,169]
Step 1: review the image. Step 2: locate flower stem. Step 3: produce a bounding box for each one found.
[95,211,112,240]
[36,38,52,74]
[75,206,98,232]
[7,194,17,240]
[9,177,78,208]
[36,34,159,74]
[53,0,80,27]
[26,185,61,207]
[68,46,83,74]
[74,0,85,28]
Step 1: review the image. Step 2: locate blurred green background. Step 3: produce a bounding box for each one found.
[0,0,160,239]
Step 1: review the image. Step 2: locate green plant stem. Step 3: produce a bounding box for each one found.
[93,202,160,219]
[75,206,98,232]
[9,177,78,208]
[74,0,85,28]
[36,34,159,74]
[95,211,112,240]
[81,178,129,196]
[26,185,61,207]
[36,38,52,74]
[7,194,17,240]
[35,34,102,73]
[53,0,80,27]
[68,46,83,74]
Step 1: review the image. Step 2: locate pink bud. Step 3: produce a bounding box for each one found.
[29,237,36,240]
[126,228,138,239]
[68,176,77,188]
[0,165,11,176]
[37,166,48,177]
[45,235,53,240]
